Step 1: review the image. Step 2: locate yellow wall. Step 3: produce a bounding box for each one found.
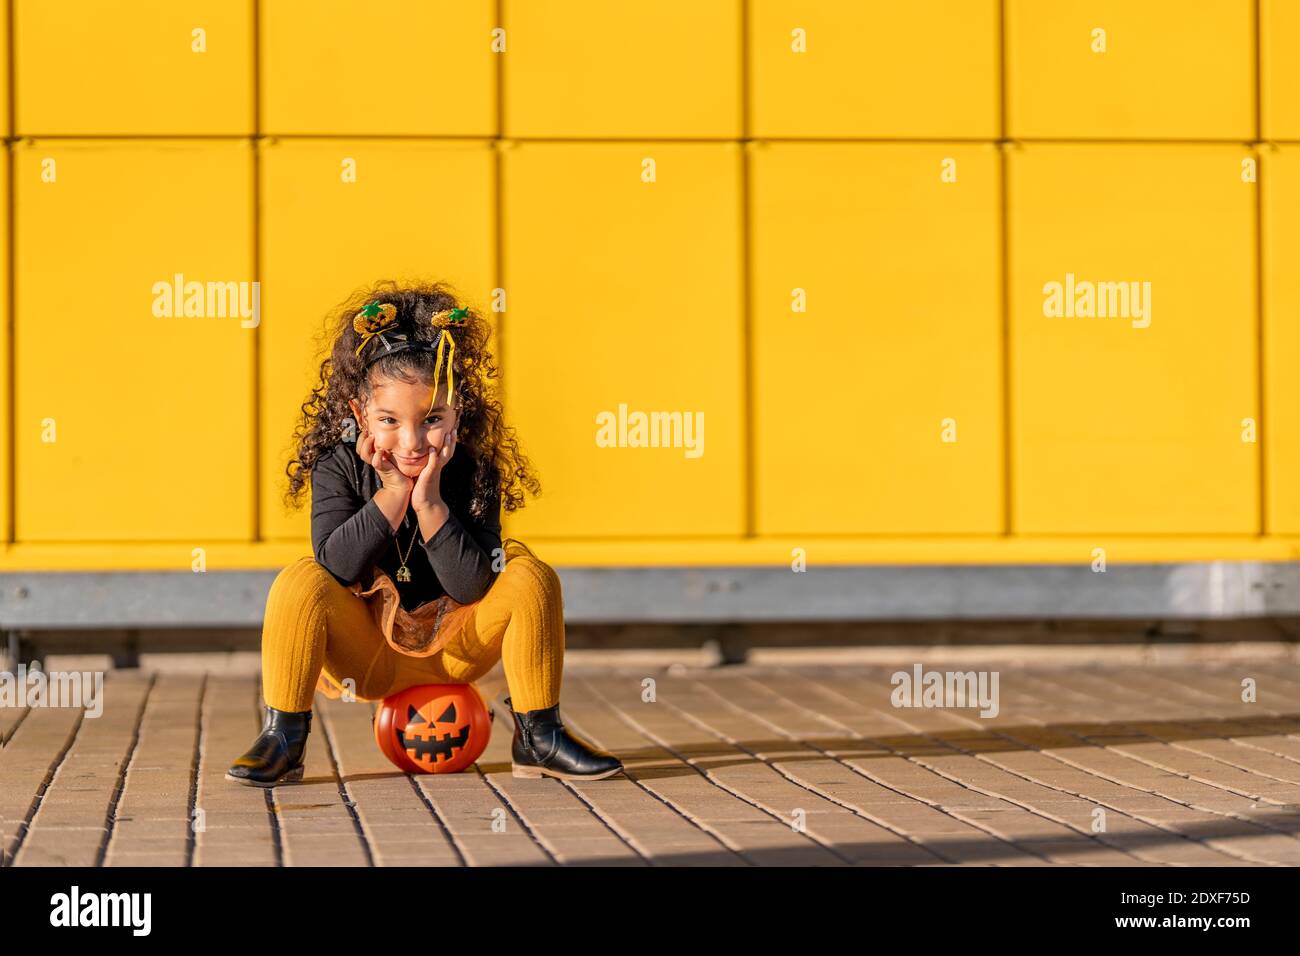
[1,1,1298,571]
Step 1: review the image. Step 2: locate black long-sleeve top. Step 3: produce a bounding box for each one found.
[309,440,503,611]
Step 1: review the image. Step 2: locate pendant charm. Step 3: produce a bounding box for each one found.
[396,565,411,582]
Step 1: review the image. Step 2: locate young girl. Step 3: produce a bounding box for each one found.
[226,281,623,786]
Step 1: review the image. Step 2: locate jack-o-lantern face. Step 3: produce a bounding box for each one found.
[374,683,492,775]
[398,700,471,768]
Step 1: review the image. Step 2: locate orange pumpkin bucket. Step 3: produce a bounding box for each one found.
[374,684,493,774]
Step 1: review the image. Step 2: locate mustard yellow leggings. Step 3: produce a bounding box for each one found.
[259,539,563,714]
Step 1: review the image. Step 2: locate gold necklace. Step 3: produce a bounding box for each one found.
[395,519,420,582]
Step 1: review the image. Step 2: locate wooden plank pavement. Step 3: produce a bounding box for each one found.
[3,658,1300,866]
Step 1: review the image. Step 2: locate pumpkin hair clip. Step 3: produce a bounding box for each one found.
[430,306,470,328]
[352,301,400,356]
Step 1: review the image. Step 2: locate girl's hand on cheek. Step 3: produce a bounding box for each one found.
[355,423,376,463]
[411,428,455,514]
[357,423,413,497]
[373,445,414,497]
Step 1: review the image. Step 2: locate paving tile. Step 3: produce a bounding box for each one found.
[7,658,1299,866]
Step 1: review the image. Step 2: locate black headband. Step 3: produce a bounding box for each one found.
[360,328,441,369]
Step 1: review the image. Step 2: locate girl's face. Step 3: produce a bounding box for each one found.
[350,374,458,480]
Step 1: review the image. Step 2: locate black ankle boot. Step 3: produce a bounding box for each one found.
[506,696,623,781]
[225,706,312,787]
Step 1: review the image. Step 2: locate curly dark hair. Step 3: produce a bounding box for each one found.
[282,279,540,521]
